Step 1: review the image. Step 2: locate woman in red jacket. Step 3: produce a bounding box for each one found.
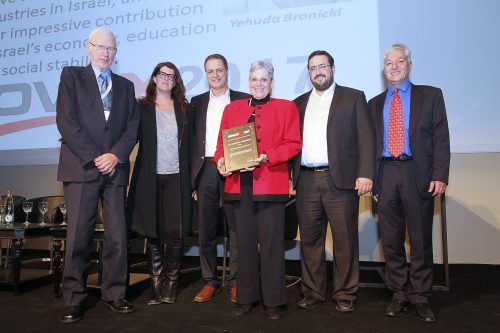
[214,60,302,319]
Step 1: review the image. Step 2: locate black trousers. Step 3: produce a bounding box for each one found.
[232,185,286,307]
[296,170,359,301]
[156,173,182,247]
[62,177,128,306]
[197,162,238,286]
[377,160,434,304]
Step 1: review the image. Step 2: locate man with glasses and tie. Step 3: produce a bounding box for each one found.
[368,43,450,323]
[56,27,139,324]
[291,50,375,313]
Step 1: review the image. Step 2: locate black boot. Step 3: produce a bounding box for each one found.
[147,239,164,305]
[161,246,183,304]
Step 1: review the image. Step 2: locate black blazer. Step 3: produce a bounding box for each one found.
[368,83,450,198]
[292,84,375,190]
[127,101,191,238]
[189,89,251,189]
[56,65,139,185]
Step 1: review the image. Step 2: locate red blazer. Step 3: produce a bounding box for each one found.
[214,98,302,200]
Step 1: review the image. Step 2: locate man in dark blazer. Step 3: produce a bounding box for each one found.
[190,54,251,303]
[368,43,450,323]
[292,50,375,312]
[56,27,139,324]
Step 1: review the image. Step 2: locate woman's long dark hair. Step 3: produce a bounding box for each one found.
[138,61,188,113]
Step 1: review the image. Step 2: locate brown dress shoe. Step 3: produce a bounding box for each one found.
[194,284,220,303]
[230,287,237,303]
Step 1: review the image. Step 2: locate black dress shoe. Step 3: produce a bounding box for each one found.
[59,305,82,324]
[413,303,436,323]
[101,299,136,314]
[232,303,253,316]
[385,299,409,317]
[297,296,322,310]
[336,299,356,312]
[265,306,282,320]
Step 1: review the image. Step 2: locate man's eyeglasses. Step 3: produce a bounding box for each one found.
[89,42,117,54]
[157,71,176,81]
[308,64,331,73]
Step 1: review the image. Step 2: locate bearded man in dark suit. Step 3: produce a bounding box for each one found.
[292,50,375,313]
[56,27,139,324]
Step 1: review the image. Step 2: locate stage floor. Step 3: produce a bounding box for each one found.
[0,256,499,333]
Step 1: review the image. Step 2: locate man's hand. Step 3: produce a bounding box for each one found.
[355,177,373,196]
[94,153,118,175]
[289,179,296,196]
[428,180,447,197]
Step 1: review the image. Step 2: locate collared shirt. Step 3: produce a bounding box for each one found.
[382,79,412,157]
[205,88,230,157]
[91,65,111,88]
[301,83,335,167]
[91,65,112,120]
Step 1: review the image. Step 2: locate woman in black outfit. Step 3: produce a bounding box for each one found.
[127,62,191,305]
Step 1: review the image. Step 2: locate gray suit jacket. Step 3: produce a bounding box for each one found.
[56,65,139,185]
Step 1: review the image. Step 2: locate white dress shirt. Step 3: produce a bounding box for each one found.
[205,88,231,157]
[301,83,335,167]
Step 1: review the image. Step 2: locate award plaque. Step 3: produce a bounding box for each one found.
[222,122,260,172]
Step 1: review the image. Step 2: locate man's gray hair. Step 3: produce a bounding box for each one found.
[384,43,412,63]
[88,27,116,46]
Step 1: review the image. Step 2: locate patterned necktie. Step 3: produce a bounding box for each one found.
[388,88,404,157]
[99,73,112,119]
